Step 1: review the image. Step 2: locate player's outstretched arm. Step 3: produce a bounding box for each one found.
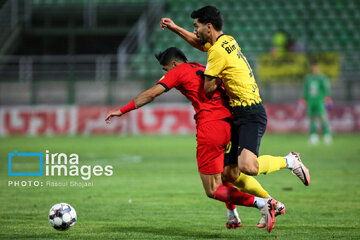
[133,84,166,108]
[105,84,166,124]
[160,18,206,52]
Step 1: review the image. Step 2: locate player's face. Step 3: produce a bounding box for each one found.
[193,19,209,45]
[311,64,319,74]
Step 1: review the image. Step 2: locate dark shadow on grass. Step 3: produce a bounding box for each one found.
[281,225,359,231]
[104,226,275,239]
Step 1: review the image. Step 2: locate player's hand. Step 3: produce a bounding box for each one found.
[160,18,177,30]
[105,110,123,124]
[297,98,306,108]
[325,96,333,110]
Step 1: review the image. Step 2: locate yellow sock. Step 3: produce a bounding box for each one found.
[233,173,269,198]
[257,155,287,175]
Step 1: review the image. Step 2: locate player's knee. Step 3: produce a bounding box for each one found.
[205,189,215,199]
[238,161,259,176]
[222,173,236,183]
[238,150,259,175]
[222,169,238,183]
[200,173,222,199]
[206,193,215,199]
[204,183,222,199]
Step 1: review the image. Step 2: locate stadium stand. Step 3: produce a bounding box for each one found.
[0,0,359,105]
[132,0,360,72]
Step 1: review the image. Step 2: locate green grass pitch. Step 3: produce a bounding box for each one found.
[1,134,360,239]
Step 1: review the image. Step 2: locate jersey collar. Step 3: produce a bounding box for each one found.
[216,34,225,42]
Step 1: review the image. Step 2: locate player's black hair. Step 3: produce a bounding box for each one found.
[155,47,188,66]
[190,6,223,31]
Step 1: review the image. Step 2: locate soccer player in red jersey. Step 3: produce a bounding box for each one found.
[105,47,284,230]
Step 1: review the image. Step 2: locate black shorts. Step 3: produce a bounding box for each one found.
[224,103,267,166]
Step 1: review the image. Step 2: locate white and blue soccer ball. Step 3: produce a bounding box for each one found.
[48,203,77,230]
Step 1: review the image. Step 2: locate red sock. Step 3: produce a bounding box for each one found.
[226,202,236,211]
[223,182,236,210]
[214,184,255,207]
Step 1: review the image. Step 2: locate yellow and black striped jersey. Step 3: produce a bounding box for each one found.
[204,35,262,108]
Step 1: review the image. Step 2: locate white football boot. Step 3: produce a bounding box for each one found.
[287,152,311,186]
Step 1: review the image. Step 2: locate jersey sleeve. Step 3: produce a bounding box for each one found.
[157,68,180,91]
[204,48,226,78]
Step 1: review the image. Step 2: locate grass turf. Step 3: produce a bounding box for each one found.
[0,134,360,239]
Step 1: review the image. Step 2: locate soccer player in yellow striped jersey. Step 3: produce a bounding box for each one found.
[160,5,311,210]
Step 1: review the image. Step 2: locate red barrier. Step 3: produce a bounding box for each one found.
[1,104,359,136]
[1,107,75,135]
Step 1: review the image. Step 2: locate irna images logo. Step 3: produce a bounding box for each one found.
[8,150,113,180]
[8,150,43,176]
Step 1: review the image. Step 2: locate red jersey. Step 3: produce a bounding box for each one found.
[157,62,231,125]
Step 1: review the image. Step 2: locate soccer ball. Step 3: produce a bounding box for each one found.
[48,203,77,230]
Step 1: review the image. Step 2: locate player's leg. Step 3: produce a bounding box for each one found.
[199,173,259,208]
[235,107,311,185]
[199,172,223,198]
[197,120,276,232]
[237,148,259,176]
[226,117,265,176]
[321,114,331,135]
[200,173,277,232]
[200,173,263,210]
[239,148,310,185]
[222,139,281,231]
[222,150,286,230]
[197,120,251,215]
[199,173,276,233]
[222,163,287,229]
[234,108,287,176]
[197,120,243,228]
[223,164,269,198]
[223,118,284,198]
[232,106,282,176]
[222,126,275,230]
[221,165,287,229]
[321,114,332,144]
[308,102,319,145]
[222,129,269,198]
[318,103,332,144]
[309,117,319,145]
[242,139,311,185]
[225,202,241,229]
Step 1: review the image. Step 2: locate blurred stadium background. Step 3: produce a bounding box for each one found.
[0,0,360,135]
[1,2,360,239]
